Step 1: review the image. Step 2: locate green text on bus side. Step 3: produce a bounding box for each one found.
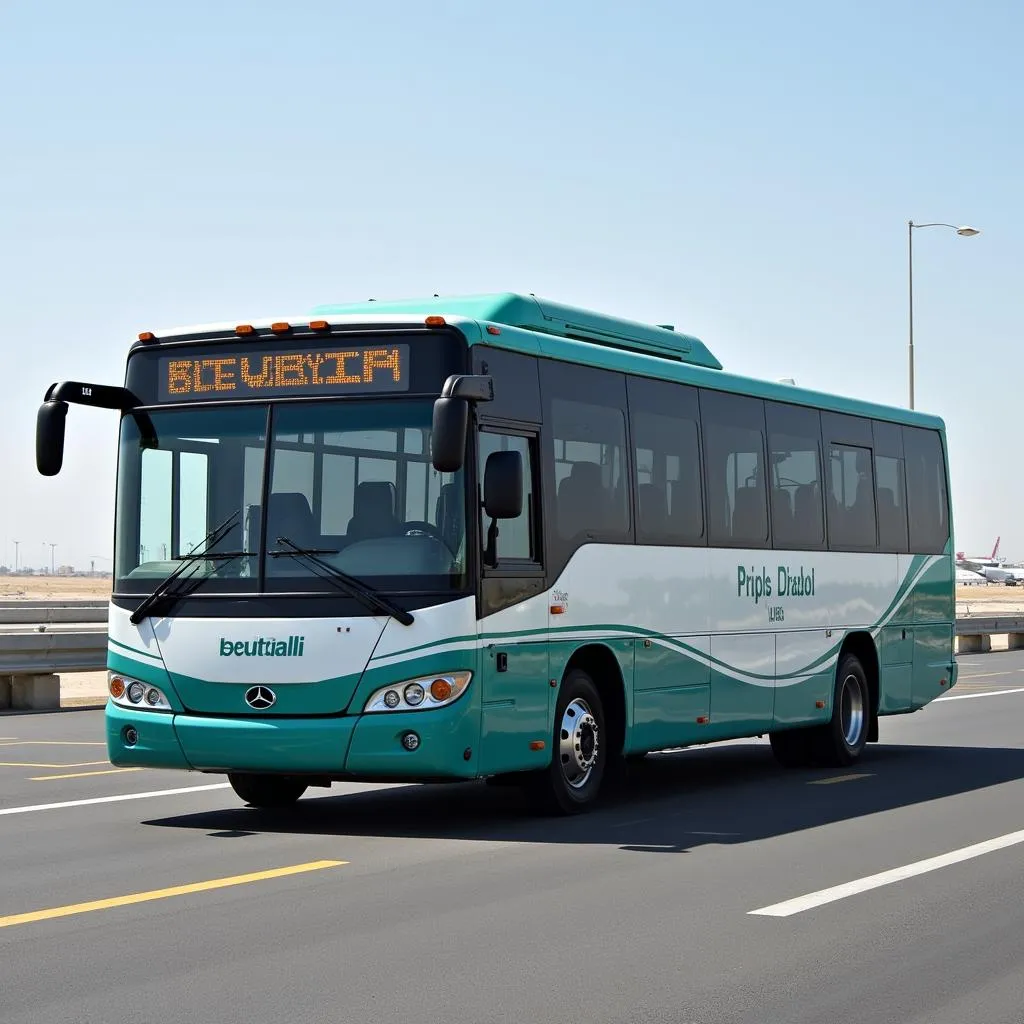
[737,565,816,605]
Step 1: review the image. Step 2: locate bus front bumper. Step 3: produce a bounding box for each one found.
[106,699,480,780]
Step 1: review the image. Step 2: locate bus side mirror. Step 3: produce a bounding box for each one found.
[36,401,69,476]
[484,450,523,519]
[431,397,468,473]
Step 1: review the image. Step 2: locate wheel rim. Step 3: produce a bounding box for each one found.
[840,673,865,747]
[559,697,599,790]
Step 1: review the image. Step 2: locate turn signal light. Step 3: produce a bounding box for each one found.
[109,676,126,699]
[430,678,453,702]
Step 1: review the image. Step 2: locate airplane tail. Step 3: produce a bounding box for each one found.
[991,537,1001,560]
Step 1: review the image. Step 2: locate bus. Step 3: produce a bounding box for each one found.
[35,293,957,814]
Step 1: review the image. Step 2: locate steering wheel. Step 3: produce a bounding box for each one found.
[402,521,457,557]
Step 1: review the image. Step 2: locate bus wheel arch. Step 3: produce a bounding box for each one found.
[525,644,626,815]
[561,643,627,765]
[837,631,879,742]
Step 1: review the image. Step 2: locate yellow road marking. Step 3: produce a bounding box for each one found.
[30,768,144,781]
[0,761,111,769]
[0,741,106,748]
[809,773,873,786]
[0,860,347,930]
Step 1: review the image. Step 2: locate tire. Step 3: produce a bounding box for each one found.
[228,773,308,808]
[526,668,607,815]
[813,653,871,767]
[769,727,814,768]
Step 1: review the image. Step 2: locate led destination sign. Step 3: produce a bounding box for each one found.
[158,344,410,401]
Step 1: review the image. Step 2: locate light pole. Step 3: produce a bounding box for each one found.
[908,221,980,409]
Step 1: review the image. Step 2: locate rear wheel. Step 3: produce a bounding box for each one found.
[228,773,308,808]
[814,653,870,767]
[526,669,606,815]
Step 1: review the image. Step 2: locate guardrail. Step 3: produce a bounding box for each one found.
[0,602,1020,711]
[955,615,1024,654]
[0,600,108,625]
[0,602,108,710]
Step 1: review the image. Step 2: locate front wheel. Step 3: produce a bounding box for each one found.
[526,669,606,815]
[228,773,308,808]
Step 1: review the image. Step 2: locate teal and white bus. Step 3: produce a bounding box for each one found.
[36,294,956,813]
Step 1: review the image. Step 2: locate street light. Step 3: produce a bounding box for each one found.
[908,220,981,409]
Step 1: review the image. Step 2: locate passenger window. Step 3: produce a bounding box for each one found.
[874,454,908,551]
[551,397,629,540]
[827,444,877,549]
[903,427,948,553]
[628,377,704,545]
[765,403,824,549]
[478,432,536,562]
[701,392,768,547]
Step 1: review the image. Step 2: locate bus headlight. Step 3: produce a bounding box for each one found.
[108,672,171,712]
[363,672,472,713]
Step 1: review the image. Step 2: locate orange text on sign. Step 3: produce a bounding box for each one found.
[165,348,403,395]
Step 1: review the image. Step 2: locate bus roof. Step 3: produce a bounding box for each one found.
[310,292,944,431]
[138,293,944,432]
[311,292,723,370]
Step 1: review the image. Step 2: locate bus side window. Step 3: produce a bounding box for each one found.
[700,391,768,548]
[903,426,948,553]
[627,376,704,547]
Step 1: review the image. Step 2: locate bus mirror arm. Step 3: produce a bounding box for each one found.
[44,381,142,410]
[37,382,147,476]
[431,374,494,473]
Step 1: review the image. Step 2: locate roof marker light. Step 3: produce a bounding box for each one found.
[138,331,156,342]
[271,322,291,334]
[309,320,329,331]
[235,324,255,336]
[486,326,501,335]
[425,315,447,327]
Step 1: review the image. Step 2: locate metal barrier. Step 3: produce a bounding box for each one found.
[0,600,107,626]
[0,602,108,710]
[955,616,1024,654]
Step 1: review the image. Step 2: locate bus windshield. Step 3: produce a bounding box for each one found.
[114,400,468,597]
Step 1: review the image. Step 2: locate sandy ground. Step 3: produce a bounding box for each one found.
[0,576,111,601]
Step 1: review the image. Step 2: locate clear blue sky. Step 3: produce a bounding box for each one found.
[1,0,1021,570]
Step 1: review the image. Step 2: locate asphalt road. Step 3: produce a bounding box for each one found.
[1,653,1022,1024]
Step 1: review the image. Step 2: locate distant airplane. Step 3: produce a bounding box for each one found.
[956,537,1003,570]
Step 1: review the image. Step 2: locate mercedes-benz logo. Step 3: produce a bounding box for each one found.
[244,685,277,710]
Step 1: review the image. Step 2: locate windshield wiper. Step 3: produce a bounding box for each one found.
[130,511,247,625]
[271,536,414,626]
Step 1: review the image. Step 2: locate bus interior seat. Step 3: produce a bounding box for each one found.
[265,491,319,550]
[771,487,794,538]
[668,481,704,540]
[732,485,765,543]
[793,483,821,539]
[435,481,464,550]
[637,483,668,535]
[877,486,901,540]
[348,481,400,541]
[558,461,606,534]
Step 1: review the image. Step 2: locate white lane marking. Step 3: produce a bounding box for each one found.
[936,687,1024,702]
[749,828,1024,917]
[0,783,231,817]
